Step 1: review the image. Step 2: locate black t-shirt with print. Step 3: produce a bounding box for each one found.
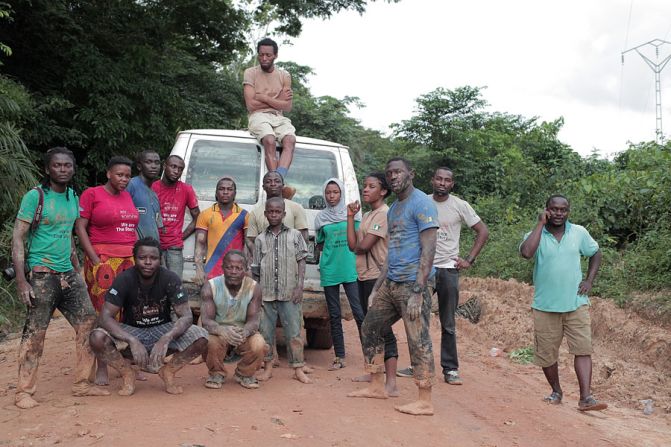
[105,266,187,328]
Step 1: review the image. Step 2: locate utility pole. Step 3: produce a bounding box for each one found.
[622,39,671,144]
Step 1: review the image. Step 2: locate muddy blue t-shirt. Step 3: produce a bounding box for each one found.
[386,188,439,282]
[126,176,163,242]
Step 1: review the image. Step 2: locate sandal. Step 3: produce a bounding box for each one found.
[328,357,345,371]
[205,373,226,389]
[578,395,608,412]
[235,373,260,389]
[543,391,563,405]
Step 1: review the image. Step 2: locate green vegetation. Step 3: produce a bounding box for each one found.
[0,1,669,335]
[509,347,535,365]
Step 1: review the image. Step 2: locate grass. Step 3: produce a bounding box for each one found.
[509,346,534,365]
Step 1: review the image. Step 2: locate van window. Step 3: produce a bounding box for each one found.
[287,147,338,210]
[186,140,260,204]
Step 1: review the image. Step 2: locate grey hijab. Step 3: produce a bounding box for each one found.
[314,177,359,231]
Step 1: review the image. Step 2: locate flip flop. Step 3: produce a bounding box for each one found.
[328,357,345,371]
[543,391,563,405]
[578,396,608,412]
[205,373,226,389]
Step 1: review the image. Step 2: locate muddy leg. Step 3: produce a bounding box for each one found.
[70,317,109,397]
[15,274,56,409]
[236,333,268,378]
[348,368,387,399]
[395,387,434,416]
[159,337,207,395]
[89,330,135,396]
[257,361,273,381]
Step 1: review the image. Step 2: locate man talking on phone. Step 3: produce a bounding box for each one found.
[519,194,607,412]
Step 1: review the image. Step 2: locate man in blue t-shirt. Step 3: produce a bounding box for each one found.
[348,157,438,416]
[126,150,163,241]
[520,194,607,412]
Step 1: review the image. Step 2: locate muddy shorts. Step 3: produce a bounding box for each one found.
[93,322,208,355]
[533,305,593,367]
[248,111,295,143]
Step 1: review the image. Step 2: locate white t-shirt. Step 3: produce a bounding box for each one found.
[432,194,481,268]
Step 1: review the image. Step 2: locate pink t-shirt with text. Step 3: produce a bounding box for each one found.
[79,186,139,246]
[151,180,199,249]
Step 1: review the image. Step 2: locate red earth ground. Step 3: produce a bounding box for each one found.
[0,277,669,447]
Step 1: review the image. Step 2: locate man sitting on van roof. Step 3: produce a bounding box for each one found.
[243,38,296,183]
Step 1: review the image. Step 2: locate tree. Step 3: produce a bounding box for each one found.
[0,0,391,181]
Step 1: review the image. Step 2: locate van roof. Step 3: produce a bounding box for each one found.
[178,129,349,150]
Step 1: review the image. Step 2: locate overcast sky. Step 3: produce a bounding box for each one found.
[281,0,671,157]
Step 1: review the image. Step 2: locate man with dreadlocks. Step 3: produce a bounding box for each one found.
[11,147,109,409]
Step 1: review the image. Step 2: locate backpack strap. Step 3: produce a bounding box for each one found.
[30,187,45,232]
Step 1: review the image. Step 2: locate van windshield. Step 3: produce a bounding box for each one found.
[186,140,260,204]
[287,147,338,210]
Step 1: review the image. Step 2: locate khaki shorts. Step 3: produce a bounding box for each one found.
[248,111,296,143]
[533,305,592,367]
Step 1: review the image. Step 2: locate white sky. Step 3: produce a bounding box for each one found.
[281,0,671,157]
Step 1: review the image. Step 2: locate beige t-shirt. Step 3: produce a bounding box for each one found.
[243,65,291,115]
[432,194,481,268]
[356,205,389,281]
[247,199,308,238]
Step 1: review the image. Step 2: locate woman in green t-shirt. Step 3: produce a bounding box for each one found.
[315,178,365,370]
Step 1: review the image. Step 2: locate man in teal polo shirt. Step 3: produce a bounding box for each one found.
[520,194,607,412]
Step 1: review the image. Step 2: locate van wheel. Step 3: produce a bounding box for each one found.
[305,318,333,349]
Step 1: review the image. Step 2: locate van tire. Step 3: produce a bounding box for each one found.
[305,318,333,349]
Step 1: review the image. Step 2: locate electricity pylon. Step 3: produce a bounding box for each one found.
[622,39,671,143]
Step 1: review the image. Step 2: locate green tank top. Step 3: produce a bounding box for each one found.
[209,275,256,328]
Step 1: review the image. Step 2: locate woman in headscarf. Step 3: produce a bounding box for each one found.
[346,172,399,396]
[315,178,365,370]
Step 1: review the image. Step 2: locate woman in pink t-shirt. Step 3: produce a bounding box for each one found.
[75,156,139,385]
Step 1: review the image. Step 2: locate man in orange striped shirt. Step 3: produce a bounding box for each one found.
[194,177,249,285]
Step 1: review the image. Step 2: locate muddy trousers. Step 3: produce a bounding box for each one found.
[205,332,267,378]
[16,270,97,402]
[260,301,305,368]
[436,268,459,374]
[361,279,435,389]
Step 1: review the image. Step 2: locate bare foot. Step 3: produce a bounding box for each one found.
[136,371,148,381]
[352,374,372,383]
[95,365,109,386]
[347,387,388,399]
[189,354,204,365]
[15,395,39,409]
[394,400,434,416]
[294,368,313,384]
[117,369,136,396]
[257,365,273,382]
[386,382,400,398]
[302,365,315,374]
[72,384,111,397]
[158,366,183,395]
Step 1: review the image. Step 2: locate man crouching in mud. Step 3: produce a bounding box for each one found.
[348,157,439,416]
[89,237,208,396]
[12,147,109,409]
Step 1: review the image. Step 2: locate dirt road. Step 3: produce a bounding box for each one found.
[1,278,669,447]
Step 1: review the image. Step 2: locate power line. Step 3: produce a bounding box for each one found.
[622,39,671,143]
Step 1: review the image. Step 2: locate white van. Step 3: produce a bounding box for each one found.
[169,129,360,348]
